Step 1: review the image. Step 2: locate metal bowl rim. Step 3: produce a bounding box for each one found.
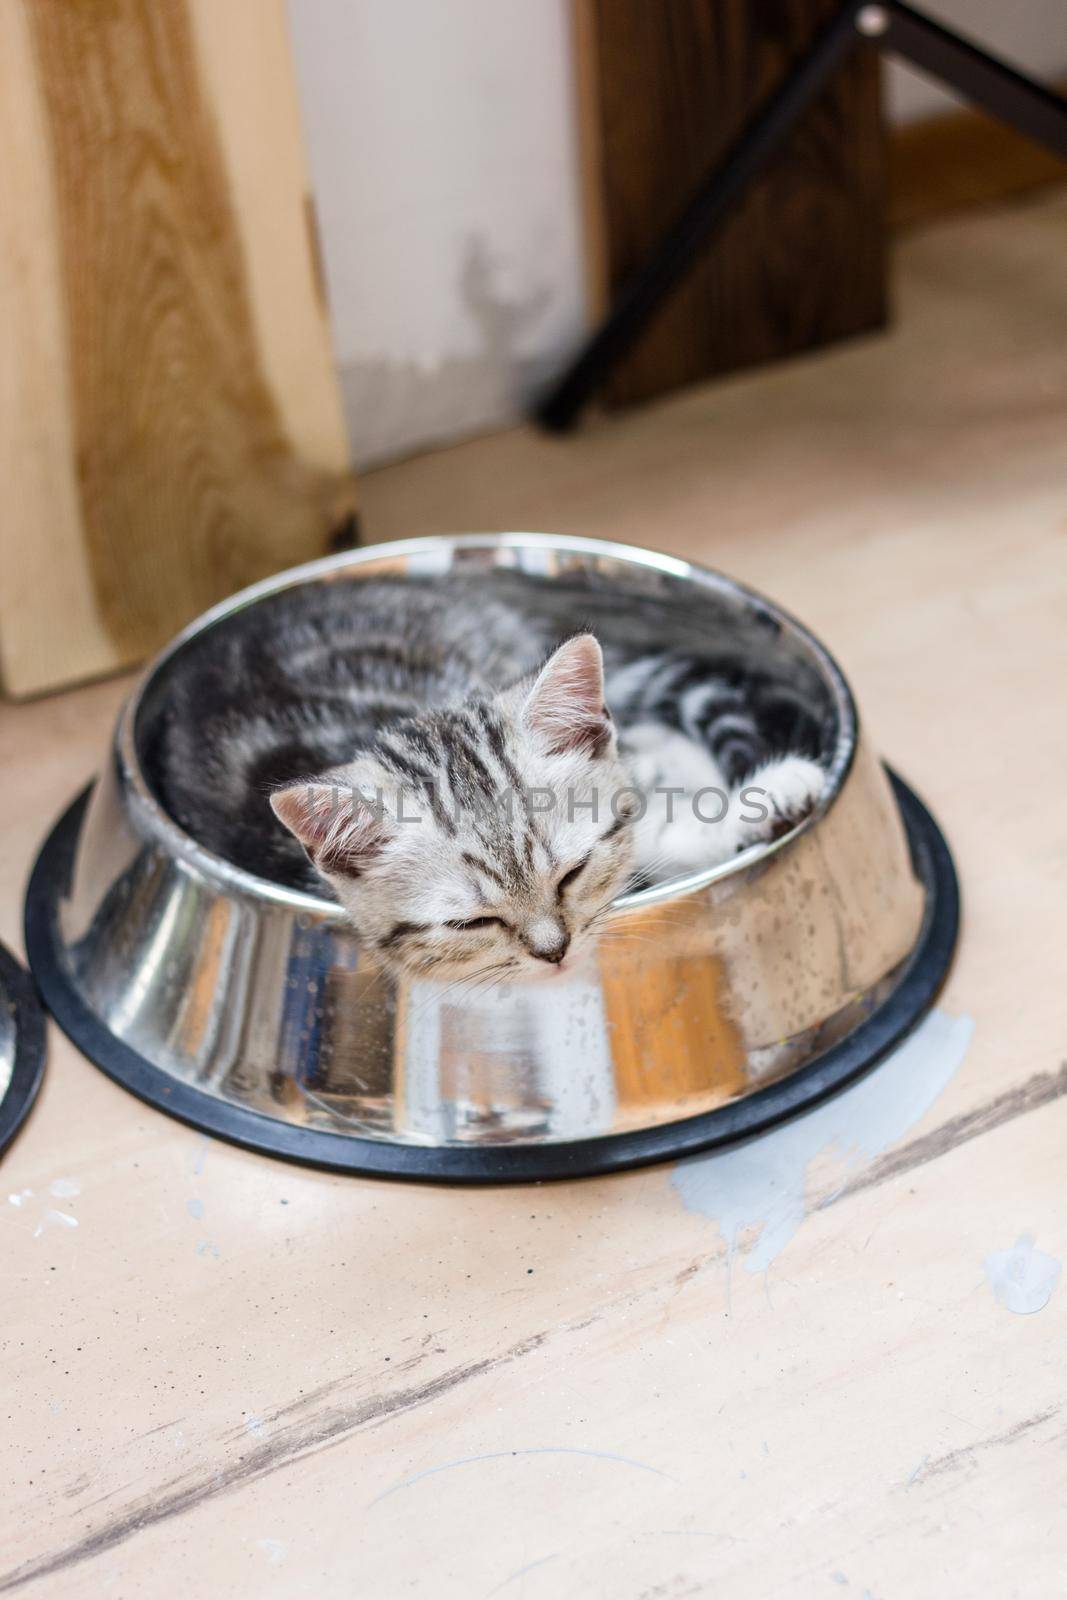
[0,939,48,1157]
[113,532,859,917]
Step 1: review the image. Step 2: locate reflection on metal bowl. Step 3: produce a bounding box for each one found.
[24,535,958,1181]
[0,941,47,1157]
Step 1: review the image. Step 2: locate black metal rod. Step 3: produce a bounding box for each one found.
[533,0,866,433]
[884,1,1067,160]
[533,0,1067,434]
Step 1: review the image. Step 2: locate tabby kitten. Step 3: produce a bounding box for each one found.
[271,634,638,982]
[156,576,826,981]
[269,634,823,981]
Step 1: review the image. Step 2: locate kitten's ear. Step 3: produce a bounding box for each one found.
[521,634,612,757]
[271,782,391,878]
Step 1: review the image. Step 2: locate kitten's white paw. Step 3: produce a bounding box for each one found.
[737,755,826,847]
[622,728,825,880]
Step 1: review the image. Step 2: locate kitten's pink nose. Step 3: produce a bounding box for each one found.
[525,918,570,965]
[537,939,570,966]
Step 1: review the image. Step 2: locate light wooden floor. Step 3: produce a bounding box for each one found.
[2,189,1066,1599]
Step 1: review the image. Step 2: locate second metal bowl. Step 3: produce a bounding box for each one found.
[0,942,47,1158]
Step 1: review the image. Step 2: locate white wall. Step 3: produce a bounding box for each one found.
[887,0,1067,122]
[287,0,1066,469]
[286,0,585,468]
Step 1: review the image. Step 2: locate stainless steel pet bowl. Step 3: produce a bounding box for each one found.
[25,535,958,1181]
[0,941,47,1158]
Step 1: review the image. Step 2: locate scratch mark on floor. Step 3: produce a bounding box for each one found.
[822,1059,1067,1207]
[484,1553,558,1597]
[906,1407,1058,1483]
[640,1529,744,1544]
[369,1446,677,1507]
[0,1330,549,1595]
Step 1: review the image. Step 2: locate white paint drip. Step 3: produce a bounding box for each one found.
[32,1210,79,1238]
[671,1009,974,1278]
[186,1198,205,1221]
[49,1177,81,1199]
[255,1539,286,1566]
[984,1233,1061,1315]
[7,1189,32,1207]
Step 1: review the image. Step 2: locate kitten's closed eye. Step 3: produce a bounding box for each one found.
[445,916,507,932]
[557,856,591,895]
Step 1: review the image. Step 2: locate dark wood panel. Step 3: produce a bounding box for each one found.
[579,0,888,407]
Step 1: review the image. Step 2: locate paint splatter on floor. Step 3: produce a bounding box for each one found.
[984,1233,1061,1315]
[33,1210,78,1238]
[671,1009,974,1277]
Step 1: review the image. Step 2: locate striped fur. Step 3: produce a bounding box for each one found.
[153,574,828,977]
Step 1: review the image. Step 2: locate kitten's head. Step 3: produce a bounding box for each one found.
[271,635,636,981]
